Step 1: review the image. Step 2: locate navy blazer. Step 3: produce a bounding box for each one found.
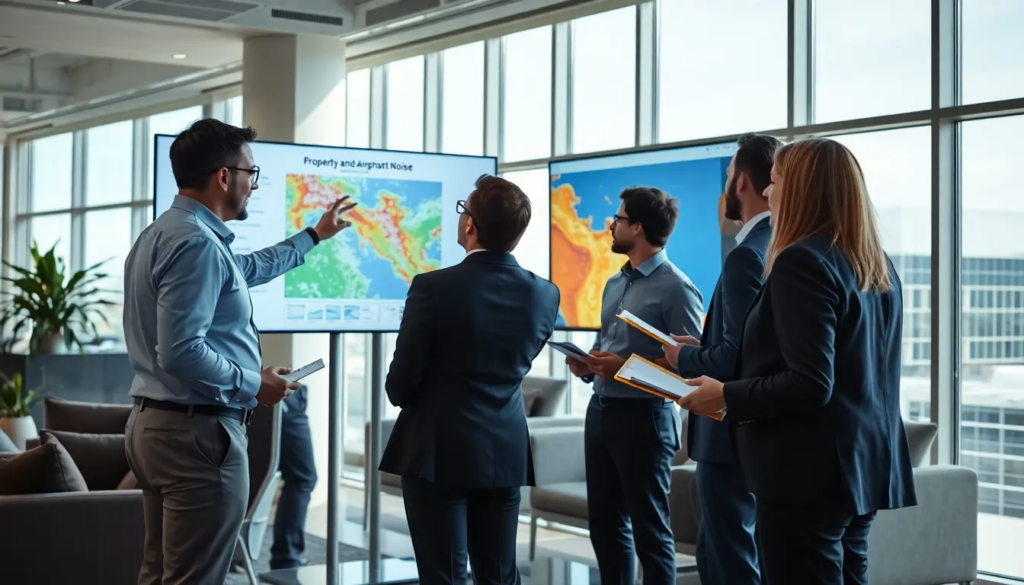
[723,234,917,516]
[379,251,560,489]
[679,217,771,462]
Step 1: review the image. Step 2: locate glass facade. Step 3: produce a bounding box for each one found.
[8,1,1024,577]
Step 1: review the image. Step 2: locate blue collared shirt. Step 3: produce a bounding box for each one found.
[124,195,315,409]
[592,250,704,398]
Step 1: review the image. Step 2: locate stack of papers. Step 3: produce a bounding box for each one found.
[614,354,725,421]
[617,310,678,347]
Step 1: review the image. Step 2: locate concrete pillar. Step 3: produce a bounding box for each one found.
[242,34,347,509]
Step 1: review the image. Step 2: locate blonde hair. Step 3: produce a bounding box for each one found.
[766,138,891,292]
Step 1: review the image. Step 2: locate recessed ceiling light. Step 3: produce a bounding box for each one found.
[172,54,187,60]
[68,0,80,3]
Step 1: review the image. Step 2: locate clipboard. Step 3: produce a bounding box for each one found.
[614,354,726,421]
[616,310,678,347]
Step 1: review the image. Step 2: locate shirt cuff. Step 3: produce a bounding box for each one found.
[289,230,317,255]
[234,367,262,405]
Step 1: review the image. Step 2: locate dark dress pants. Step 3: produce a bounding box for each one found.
[694,460,762,585]
[402,476,522,585]
[585,395,678,585]
[756,497,877,585]
[271,387,319,570]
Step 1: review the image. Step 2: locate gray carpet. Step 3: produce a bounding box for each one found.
[225,531,378,585]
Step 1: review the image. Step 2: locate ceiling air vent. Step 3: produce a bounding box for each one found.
[270,9,344,27]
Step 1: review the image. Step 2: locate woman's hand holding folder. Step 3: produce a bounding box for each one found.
[675,376,727,416]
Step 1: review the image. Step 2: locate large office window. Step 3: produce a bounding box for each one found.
[961,0,1024,105]
[85,121,133,206]
[84,208,132,338]
[500,168,550,278]
[502,26,552,162]
[347,69,372,148]
[658,0,787,142]
[146,106,203,203]
[831,127,933,419]
[961,114,1024,579]
[28,214,72,269]
[813,0,930,123]
[385,56,425,152]
[30,133,73,213]
[571,7,636,154]
[441,42,485,156]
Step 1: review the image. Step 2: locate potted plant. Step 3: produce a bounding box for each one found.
[0,372,42,450]
[0,241,116,355]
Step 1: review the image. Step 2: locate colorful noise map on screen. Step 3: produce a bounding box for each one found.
[285,174,443,302]
[551,156,731,330]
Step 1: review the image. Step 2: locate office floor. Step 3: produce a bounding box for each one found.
[292,485,697,579]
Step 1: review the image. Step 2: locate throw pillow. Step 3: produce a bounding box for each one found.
[0,428,17,453]
[39,430,129,491]
[0,435,88,495]
[43,397,132,435]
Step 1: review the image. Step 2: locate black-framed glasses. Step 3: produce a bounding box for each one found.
[222,166,260,185]
[612,214,631,225]
[456,199,472,218]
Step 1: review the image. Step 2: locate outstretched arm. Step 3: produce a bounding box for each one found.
[233,231,315,287]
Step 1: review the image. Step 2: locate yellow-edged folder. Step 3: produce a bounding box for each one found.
[616,310,678,347]
[614,354,726,421]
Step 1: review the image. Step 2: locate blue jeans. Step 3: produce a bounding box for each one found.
[270,387,319,570]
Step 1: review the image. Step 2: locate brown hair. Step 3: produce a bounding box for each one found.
[619,187,679,247]
[766,138,891,292]
[468,175,532,253]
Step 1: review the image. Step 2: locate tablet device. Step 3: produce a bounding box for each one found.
[283,359,326,382]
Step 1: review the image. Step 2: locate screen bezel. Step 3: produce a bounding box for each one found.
[547,138,737,332]
[152,134,498,334]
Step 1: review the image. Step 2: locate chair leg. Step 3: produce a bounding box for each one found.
[237,533,259,585]
[529,515,538,561]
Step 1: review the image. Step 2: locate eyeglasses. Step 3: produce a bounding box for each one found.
[225,166,260,186]
[456,199,472,219]
[612,214,631,225]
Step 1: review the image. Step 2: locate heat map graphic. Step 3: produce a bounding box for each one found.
[284,174,442,300]
[551,157,730,329]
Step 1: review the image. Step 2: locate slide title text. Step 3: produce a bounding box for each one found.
[303,156,414,172]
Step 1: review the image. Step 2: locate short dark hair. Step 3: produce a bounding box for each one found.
[619,187,678,248]
[169,118,258,190]
[734,133,783,198]
[468,175,532,253]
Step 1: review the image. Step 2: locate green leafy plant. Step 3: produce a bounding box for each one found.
[0,372,41,418]
[0,241,117,355]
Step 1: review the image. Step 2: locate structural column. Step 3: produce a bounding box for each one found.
[241,32,347,507]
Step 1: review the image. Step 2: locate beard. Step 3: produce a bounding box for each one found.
[611,237,633,255]
[724,177,742,222]
[230,177,250,221]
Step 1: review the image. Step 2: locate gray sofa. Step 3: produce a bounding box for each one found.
[0,398,144,585]
[530,418,979,585]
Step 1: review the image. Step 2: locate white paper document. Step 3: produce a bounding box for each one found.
[283,359,326,382]
[614,354,693,400]
[617,310,678,347]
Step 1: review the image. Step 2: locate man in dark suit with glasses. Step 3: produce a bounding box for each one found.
[380,175,560,585]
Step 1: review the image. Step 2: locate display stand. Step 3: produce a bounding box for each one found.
[327,333,344,585]
[322,331,392,585]
[368,332,385,583]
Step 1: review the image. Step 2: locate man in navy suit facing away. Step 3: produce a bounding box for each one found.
[380,175,560,585]
[664,133,781,585]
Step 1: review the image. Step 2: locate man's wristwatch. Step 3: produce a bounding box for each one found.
[304,227,320,245]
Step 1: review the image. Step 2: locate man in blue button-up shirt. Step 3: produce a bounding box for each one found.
[123,119,354,585]
[567,187,703,585]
